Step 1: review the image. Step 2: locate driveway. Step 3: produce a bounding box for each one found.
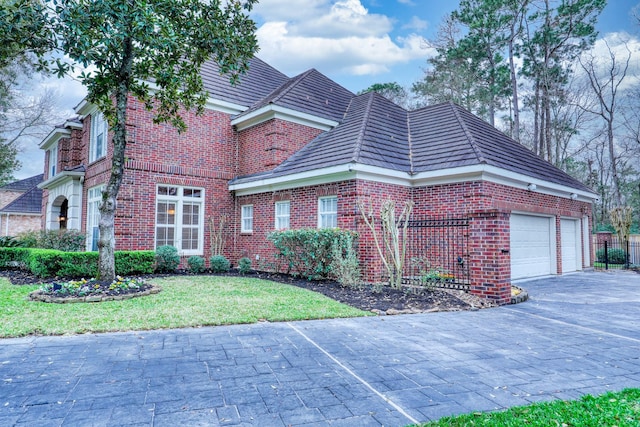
[2,271,639,426]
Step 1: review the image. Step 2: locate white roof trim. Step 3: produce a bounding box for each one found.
[205,98,247,115]
[231,104,338,131]
[38,170,85,190]
[39,128,71,150]
[230,163,598,202]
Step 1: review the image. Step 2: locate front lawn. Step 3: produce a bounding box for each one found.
[412,388,640,427]
[0,275,369,338]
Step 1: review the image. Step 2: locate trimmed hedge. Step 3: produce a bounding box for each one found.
[268,228,359,280]
[0,248,155,278]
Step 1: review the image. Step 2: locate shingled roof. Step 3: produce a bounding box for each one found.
[0,174,44,193]
[234,69,354,123]
[231,93,592,194]
[200,57,289,107]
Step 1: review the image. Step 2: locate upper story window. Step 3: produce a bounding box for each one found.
[241,205,253,233]
[318,196,337,228]
[155,185,204,255]
[275,201,290,230]
[48,144,58,178]
[90,112,108,162]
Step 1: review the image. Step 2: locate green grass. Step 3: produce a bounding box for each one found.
[0,275,370,338]
[412,388,640,427]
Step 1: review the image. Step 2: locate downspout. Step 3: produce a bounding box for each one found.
[4,213,9,236]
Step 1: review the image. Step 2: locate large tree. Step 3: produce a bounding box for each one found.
[1,0,259,280]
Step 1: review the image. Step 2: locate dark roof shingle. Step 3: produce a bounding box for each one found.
[0,174,44,192]
[0,186,42,214]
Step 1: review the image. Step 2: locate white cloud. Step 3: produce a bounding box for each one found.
[253,0,432,78]
[403,16,428,31]
[578,32,640,92]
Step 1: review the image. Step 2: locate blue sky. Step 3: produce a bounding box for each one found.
[12,0,640,179]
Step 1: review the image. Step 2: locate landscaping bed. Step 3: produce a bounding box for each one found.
[1,268,497,313]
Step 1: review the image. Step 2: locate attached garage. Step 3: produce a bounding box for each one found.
[510,213,555,280]
[561,218,582,273]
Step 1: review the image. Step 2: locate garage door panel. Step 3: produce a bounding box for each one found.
[561,219,582,273]
[510,214,553,280]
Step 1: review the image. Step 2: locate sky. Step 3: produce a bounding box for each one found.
[11,0,640,180]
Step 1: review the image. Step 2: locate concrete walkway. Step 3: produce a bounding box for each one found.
[2,271,639,426]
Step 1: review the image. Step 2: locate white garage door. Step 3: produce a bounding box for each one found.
[561,218,582,273]
[510,214,554,280]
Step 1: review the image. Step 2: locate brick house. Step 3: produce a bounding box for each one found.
[0,174,44,237]
[38,57,596,304]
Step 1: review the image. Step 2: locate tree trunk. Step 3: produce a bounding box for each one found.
[508,35,520,141]
[97,36,134,281]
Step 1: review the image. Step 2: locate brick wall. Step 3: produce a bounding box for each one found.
[0,214,41,237]
[237,119,323,176]
[0,190,21,210]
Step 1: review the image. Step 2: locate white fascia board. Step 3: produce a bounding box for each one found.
[75,98,95,117]
[230,162,598,202]
[39,128,71,150]
[205,98,247,115]
[411,164,599,201]
[38,171,85,190]
[231,105,338,131]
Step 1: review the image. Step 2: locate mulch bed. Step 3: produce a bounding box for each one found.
[0,268,497,314]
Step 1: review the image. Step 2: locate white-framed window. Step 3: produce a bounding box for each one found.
[318,196,337,228]
[48,144,58,178]
[86,185,104,251]
[275,201,290,230]
[155,185,204,255]
[241,205,253,233]
[90,111,108,162]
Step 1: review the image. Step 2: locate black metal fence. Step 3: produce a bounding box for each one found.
[593,239,640,270]
[402,216,470,291]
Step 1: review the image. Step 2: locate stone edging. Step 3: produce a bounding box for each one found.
[28,284,162,304]
[510,286,529,304]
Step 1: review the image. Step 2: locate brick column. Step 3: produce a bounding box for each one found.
[468,210,511,304]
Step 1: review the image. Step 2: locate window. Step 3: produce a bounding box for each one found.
[318,196,337,228]
[275,201,290,230]
[155,185,204,255]
[86,185,104,251]
[241,205,253,233]
[48,145,58,178]
[90,112,108,162]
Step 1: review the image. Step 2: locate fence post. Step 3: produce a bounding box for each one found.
[605,240,609,270]
[626,239,630,269]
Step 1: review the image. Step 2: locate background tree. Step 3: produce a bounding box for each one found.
[358,82,412,108]
[1,0,259,280]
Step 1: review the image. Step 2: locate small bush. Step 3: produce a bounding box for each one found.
[15,230,39,248]
[36,229,86,252]
[268,228,359,280]
[155,245,180,273]
[187,256,206,273]
[57,252,99,277]
[28,249,62,277]
[238,257,252,274]
[329,235,361,287]
[596,247,627,264]
[115,251,155,275]
[210,255,230,273]
[0,236,23,248]
[0,247,30,268]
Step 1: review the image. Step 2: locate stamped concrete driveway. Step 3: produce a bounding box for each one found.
[1,271,639,426]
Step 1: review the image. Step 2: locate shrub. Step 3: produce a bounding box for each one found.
[35,229,86,252]
[155,245,180,272]
[0,247,30,268]
[15,230,39,248]
[268,228,359,280]
[115,251,155,275]
[210,255,230,273]
[57,252,99,277]
[238,257,252,274]
[329,234,361,287]
[596,247,627,264]
[0,236,23,248]
[187,256,206,274]
[28,249,62,277]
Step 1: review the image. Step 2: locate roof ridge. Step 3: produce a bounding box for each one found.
[351,92,376,162]
[450,102,487,164]
[270,69,316,104]
[407,110,414,175]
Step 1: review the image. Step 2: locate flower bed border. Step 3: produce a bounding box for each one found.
[29,284,162,304]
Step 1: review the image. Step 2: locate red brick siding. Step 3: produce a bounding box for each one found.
[237,120,323,176]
